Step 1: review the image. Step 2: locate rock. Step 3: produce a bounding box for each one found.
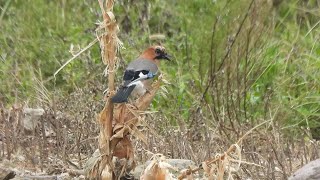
[22,108,44,131]
[289,159,320,180]
[0,162,16,180]
[2,171,16,180]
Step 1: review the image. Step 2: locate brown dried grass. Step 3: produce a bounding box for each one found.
[178,120,270,180]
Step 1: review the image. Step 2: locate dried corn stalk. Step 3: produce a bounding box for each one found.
[88,0,163,179]
[93,0,118,179]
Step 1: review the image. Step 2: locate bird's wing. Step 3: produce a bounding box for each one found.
[122,59,158,87]
[123,69,151,87]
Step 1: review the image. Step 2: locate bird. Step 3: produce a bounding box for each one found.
[111,45,171,103]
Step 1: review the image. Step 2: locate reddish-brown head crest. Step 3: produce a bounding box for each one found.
[139,45,171,61]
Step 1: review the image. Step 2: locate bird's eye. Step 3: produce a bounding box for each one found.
[155,48,162,54]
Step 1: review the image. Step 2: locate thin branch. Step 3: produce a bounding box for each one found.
[53,37,99,77]
[201,0,255,102]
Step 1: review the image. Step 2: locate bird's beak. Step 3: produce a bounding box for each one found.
[163,53,172,61]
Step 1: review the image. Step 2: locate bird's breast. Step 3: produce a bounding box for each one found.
[131,79,153,98]
[131,81,146,97]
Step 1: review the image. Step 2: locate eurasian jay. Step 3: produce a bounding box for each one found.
[111,45,171,103]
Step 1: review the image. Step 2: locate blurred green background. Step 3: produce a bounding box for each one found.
[1,0,320,138]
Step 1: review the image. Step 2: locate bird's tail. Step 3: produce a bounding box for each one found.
[111,85,136,103]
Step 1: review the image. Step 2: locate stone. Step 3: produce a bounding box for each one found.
[289,159,320,180]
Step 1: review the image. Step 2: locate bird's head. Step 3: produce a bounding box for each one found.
[140,45,171,61]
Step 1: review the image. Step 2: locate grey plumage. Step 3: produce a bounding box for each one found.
[112,58,158,103]
[123,58,158,86]
[126,58,158,73]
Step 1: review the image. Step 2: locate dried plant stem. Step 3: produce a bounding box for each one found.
[110,80,162,152]
[96,0,118,179]
[178,119,271,180]
[53,38,99,77]
[87,1,163,178]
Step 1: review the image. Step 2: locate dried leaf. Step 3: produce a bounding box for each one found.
[129,125,148,145]
[113,124,124,132]
[141,161,172,180]
[110,126,128,140]
[126,105,141,119]
[101,165,113,180]
[217,155,226,180]
[113,137,133,159]
[179,169,193,180]
[140,154,175,180]
[202,162,210,175]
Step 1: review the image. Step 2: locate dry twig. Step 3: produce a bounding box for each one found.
[178,120,271,180]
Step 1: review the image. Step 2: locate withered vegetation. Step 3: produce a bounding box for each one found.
[1,0,320,180]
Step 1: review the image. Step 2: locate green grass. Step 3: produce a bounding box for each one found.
[0,0,101,103]
[1,0,320,137]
